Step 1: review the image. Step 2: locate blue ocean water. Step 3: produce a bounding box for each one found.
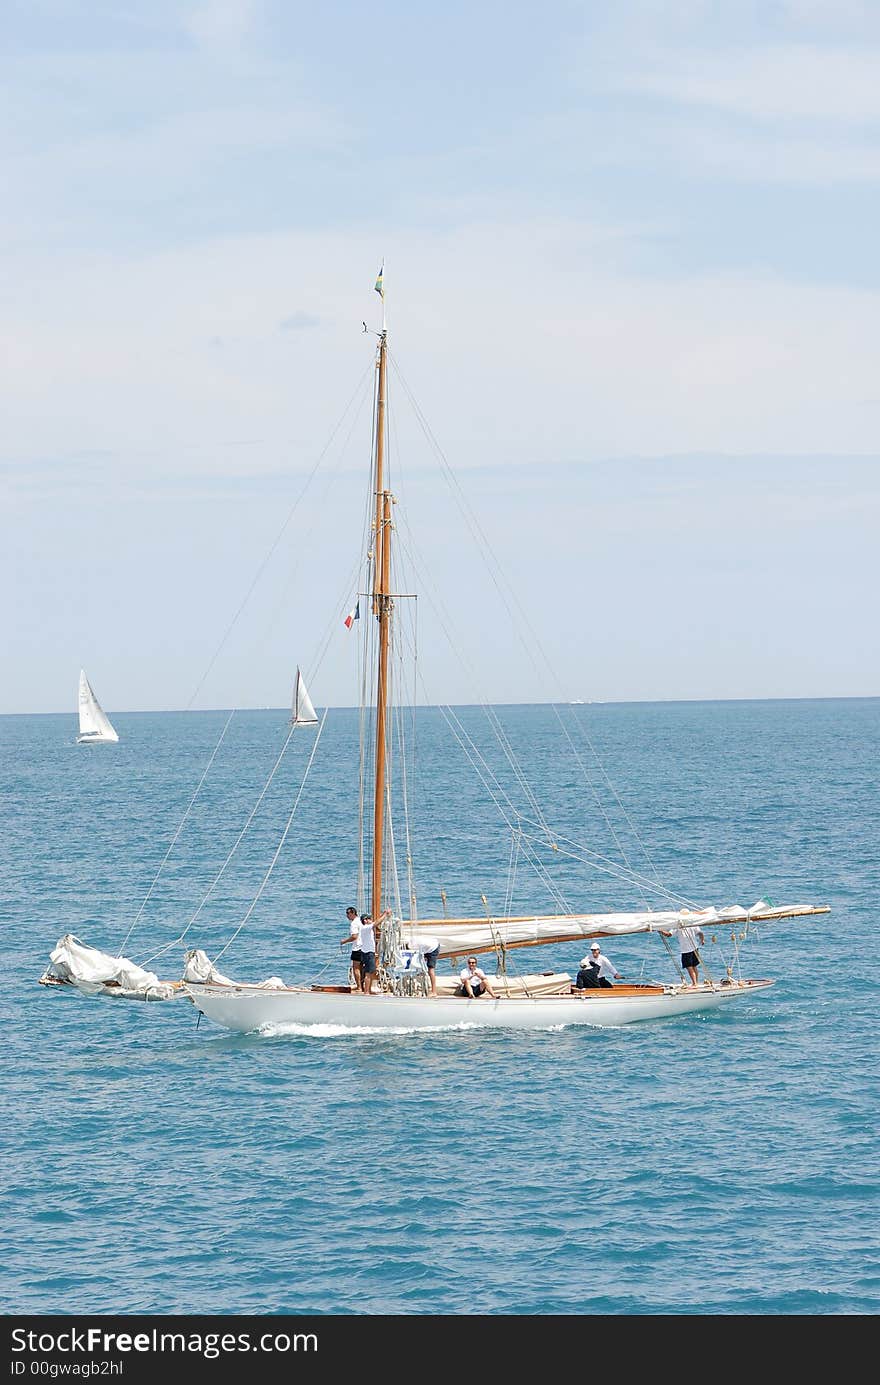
[2,698,878,1317]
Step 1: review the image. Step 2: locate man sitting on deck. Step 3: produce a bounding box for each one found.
[457,957,497,998]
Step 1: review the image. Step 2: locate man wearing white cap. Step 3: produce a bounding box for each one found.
[574,953,600,990]
[586,941,622,988]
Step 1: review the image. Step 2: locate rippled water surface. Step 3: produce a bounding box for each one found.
[2,699,878,1315]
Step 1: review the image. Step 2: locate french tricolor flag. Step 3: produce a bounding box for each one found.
[344,600,360,630]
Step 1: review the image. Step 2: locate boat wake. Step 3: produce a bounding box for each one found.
[260,1019,579,1038]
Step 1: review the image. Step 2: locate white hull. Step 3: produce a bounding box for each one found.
[76,732,118,744]
[187,978,774,1034]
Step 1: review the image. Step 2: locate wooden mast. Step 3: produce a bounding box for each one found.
[371,327,391,921]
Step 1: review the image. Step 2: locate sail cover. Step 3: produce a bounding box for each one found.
[290,668,318,725]
[404,902,830,960]
[78,670,119,742]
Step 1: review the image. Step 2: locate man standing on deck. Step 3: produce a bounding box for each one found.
[662,917,706,986]
[345,908,391,994]
[402,933,441,996]
[340,906,364,992]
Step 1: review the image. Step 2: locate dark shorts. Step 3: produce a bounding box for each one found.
[457,981,484,997]
[424,946,439,972]
[350,950,363,964]
[598,977,613,988]
[361,951,377,975]
[681,950,700,969]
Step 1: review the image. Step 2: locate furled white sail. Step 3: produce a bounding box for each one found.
[40,935,177,1001]
[290,667,318,725]
[404,902,831,960]
[77,670,119,743]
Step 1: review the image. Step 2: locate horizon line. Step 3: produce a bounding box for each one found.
[5,692,879,718]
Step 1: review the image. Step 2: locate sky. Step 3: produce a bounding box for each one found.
[3,0,879,714]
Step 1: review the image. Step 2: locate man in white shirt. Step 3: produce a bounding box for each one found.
[403,934,440,996]
[341,905,363,992]
[662,918,706,986]
[457,957,497,999]
[587,941,622,987]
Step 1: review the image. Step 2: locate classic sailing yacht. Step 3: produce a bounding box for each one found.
[76,670,119,744]
[43,276,829,1032]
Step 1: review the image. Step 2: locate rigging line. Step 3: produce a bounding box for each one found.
[515,826,698,908]
[549,708,652,900]
[503,831,519,920]
[398,493,650,885]
[390,352,665,886]
[308,541,372,697]
[184,362,374,713]
[503,827,573,915]
[503,844,513,918]
[434,705,571,912]
[124,487,365,963]
[437,704,525,834]
[432,719,567,921]
[479,891,515,980]
[391,516,554,836]
[403,596,420,918]
[394,639,559,907]
[389,534,582,896]
[392,510,549,823]
[392,633,418,920]
[296,472,376,745]
[356,571,381,911]
[357,634,370,913]
[119,709,236,959]
[481,701,553,837]
[255,376,374,668]
[213,709,330,962]
[552,702,662,886]
[142,721,300,966]
[422,665,680,912]
[384,786,404,926]
[509,807,699,905]
[392,501,496,703]
[390,353,565,693]
[439,701,555,854]
[658,930,686,983]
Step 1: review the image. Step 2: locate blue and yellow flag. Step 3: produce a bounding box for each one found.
[374,263,384,298]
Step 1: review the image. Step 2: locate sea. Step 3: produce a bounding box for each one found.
[2,698,878,1333]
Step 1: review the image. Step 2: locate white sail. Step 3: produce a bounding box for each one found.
[404,902,832,960]
[290,667,318,725]
[77,670,119,744]
[40,935,176,1001]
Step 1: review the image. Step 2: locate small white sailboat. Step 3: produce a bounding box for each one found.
[76,670,119,744]
[290,668,318,726]
[43,274,829,1032]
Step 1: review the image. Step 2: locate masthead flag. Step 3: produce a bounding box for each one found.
[344,600,360,630]
[374,263,384,298]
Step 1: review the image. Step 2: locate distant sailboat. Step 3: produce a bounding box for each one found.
[289,668,318,726]
[76,670,119,744]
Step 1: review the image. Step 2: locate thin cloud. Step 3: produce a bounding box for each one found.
[612,44,880,122]
[183,0,261,53]
[279,311,320,331]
